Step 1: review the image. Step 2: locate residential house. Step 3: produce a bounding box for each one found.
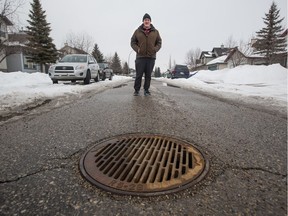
[0,16,41,73]
[6,31,40,72]
[199,51,214,64]
[228,29,288,68]
[225,47,267,68]
[59,43,87,58]
[196,51,214,71]
[206,55,228,71]
[195,32,287,71]
[211,46,229,57]
[195,45,229,71]
[6,40,90,73]
[0,15,13,71]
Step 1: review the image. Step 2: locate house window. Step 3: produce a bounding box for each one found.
[208,65,217,71]
[0,23,6,38]
[23,56,37,69]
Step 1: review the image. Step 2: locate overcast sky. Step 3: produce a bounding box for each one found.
[18,0,287,71]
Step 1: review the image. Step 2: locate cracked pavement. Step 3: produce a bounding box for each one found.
[0,80,287,215]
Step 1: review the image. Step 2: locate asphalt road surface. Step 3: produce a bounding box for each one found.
[0,79,287,216]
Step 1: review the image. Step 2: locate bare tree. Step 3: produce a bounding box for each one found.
[185,47,201,69]
[228,38,254,67]
[225,35,237,48]
[239,38,254,56]
[0,0,25,31]
[224,34,255,67]
[0,0,24,18]
[64,31,94,53]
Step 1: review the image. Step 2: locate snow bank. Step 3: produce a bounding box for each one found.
[159,64,287,103]
[195,64,287,84]
[0,72,131,112]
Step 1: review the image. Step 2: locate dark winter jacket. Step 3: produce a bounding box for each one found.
[130,24,162,59]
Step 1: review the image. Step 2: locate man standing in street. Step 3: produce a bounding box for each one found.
[131,13,162,96]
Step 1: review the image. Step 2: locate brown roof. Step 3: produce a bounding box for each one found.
[59,45,87,54]
[212,47,230,56]
[8,32,30,44]
[225,47,266,62]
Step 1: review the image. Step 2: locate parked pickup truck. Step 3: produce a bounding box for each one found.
[98,63,113,81]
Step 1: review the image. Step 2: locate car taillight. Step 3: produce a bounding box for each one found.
[172,70,176,74]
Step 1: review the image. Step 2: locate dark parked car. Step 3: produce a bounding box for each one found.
[98,63,113,81]
[170,64,189,79]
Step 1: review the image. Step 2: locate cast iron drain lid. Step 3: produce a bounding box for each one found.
[79,134,209,196]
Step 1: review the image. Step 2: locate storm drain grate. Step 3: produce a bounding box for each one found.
[79,134,209,196]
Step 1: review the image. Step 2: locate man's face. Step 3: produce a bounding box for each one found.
[143,18,151,28]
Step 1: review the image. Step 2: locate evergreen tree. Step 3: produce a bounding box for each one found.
[254,2,286,65]
[111,52,122,74]
[26,0,58,72]
[91,43,105,63]
[155,67,161,77]
[122,62,129,74]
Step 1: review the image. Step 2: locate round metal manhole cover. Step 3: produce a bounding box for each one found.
[79,134,209,196]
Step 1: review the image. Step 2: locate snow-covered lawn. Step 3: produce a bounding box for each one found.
[0,73,131,115]
[159,64,287,108]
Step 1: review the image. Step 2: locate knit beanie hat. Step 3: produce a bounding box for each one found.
[142,13,151,21]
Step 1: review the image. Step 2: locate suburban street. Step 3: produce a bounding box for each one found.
[0,79,287,216]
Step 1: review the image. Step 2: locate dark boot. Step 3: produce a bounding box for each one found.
[144,90,151,96]
[133,90,139,96]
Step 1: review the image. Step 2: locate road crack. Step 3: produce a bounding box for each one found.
[0,164,70,184]
[228,165,287,177]
[0,147,86,184]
